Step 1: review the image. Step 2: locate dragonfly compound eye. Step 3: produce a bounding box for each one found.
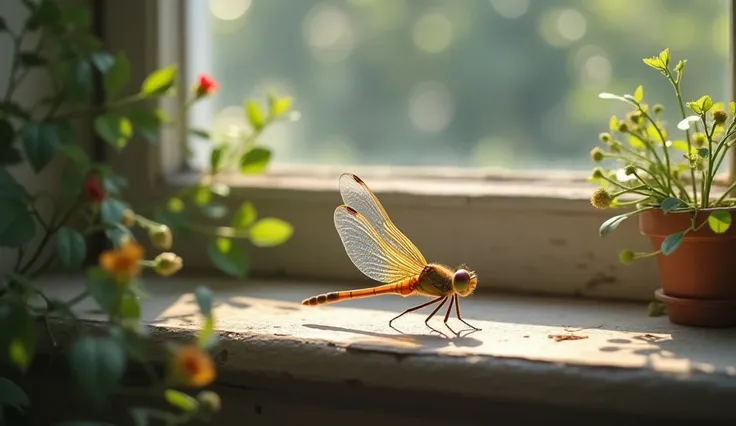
[453,269,471,291]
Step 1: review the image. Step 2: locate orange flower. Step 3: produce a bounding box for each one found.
[99,241,144,283]
[172,345,216,387]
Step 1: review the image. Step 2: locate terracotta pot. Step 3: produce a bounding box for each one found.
[639,207,736,327]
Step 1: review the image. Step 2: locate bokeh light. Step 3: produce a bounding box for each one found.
[209,0,251,21]
[488,0,530,19]
[304,3,355,63]
[413,12,454,54]
[408,82,454,134]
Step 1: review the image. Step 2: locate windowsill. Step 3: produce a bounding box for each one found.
[40,275,736,423]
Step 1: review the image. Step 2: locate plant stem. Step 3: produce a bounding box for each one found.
[19,198,83,275]
[638,107,673,195]
[713,179,736,207]
[666,70,699,205]
[702,121,718,208]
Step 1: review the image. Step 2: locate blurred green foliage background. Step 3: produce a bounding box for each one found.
[193,0,730,171]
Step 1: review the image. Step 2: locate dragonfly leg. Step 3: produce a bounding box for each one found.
[388,296,445,329]
[454,295,482,331]
[442,295,460,337]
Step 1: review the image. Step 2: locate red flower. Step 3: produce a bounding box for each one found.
[194,74,218,98]
[83,174,107,203]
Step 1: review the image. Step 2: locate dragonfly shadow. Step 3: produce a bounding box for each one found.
[302,323,483,349]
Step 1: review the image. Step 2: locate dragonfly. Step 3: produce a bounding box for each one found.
[302,173,481,336]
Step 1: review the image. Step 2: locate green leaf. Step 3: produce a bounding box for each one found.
[670,140,691,153]
[91,52,114,74]
[69,337,126,406]
[56,227,86,271]
[195,286,213,317]
[58,143,90,171]
[646,124,666,142]
[249,218,293,247]
[207,238,249,277]
[194,186,212,206]
[658,48,670,67]
[21,121,61,173]
[245,100,265,130]
[188,128,210,140]
[232,202,257,228]
[104,52,130,98]
[0,101,30,119]
[240,147,272,174]
[647,301,666,317]
[128,108,165,143]
[708,210,732,234]
[627,135,645,150]
[0,302,37,373]
[598,214,629,237]
[660,198,682,213]
[201,204,228,219]
[0,172,35,247]
[141,64,177,96]
[0,119,21,167]
[0,377,29,412]
[608,115,619,132]
[0,169,27,199]
[167,197,185,212]
[25,0,61,30]
[210,146,224,173]
[109,326,146,362]
[100,198,127,223]
[0,17,7,32]
[698,148,709,158]
[18,51,46,67]
[197,315,215,349]
[85,267,121,314]
[268,94,293,117]
[730,101,736,115]
[164,389,199,412]
[661,231,685,256]
[118,294,141,325]
[94,114,133,149]
[633,85,643,103]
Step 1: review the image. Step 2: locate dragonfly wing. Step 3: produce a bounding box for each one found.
[334,205,425,283]
[338,173,428,267]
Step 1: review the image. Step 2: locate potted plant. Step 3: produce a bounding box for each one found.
[590,48,736,328]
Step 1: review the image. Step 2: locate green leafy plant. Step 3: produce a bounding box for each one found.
[590,48,736,263]
[0,0,295,423]
[154,89,296,278]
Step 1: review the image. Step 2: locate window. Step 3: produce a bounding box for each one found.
[105,0,733,301]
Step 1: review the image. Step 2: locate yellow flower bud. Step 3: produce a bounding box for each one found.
[153,252,183,277]
[590,188,613,209]
[197,391,221,416]
[624,165,636,176]
[693,132,706,147]
[150,225,173,250]
[122,209,136,228]
[618,249,635,264]
[590,147,605,162]
[713,109,728,125]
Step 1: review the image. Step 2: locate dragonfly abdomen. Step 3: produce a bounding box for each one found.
[301,276,419,306]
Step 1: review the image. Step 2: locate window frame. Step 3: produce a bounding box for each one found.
[102,0,736,302]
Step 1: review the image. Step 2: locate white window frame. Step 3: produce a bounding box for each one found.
[102,0,736,302]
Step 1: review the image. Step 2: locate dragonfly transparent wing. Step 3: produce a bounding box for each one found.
[334,205,425,283]
[338,173,428,267]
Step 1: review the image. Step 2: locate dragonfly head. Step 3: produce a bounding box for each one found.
[452,267,477,297]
